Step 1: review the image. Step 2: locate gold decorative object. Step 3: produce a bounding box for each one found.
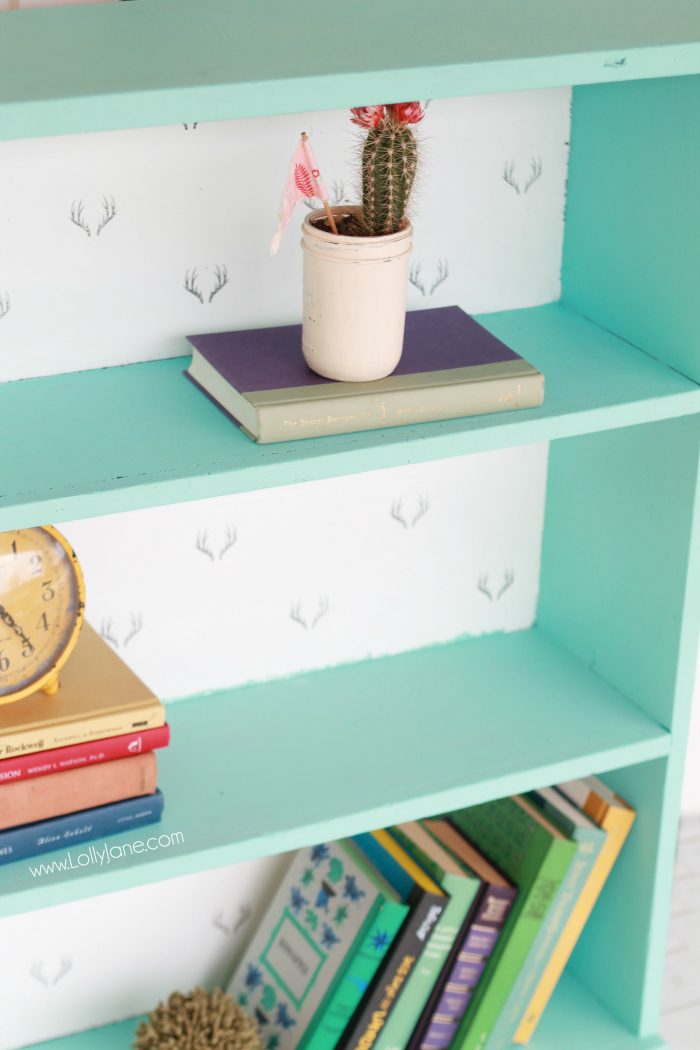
[133,987,263,1050]
[0,526,85,705]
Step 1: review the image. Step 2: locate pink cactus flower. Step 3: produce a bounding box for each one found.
[390,102,425,124]
[350,105,386,128]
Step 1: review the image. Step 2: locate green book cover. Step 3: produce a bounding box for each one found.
[448,797,577,1050]
[485,788,606,1049]
[375,823,482,1050]
[228,839,397,1050]
[300,896,408,1050]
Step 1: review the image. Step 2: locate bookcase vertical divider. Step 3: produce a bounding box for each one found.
[537,414,700,1037]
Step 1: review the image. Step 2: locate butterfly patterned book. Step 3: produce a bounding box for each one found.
[227,841,401,1050]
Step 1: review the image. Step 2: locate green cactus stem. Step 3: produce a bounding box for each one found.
[361,118,418,236]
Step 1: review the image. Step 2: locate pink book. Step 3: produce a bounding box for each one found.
[0,753,157,829]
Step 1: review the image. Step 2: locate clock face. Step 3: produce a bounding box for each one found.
[0,528,84,700]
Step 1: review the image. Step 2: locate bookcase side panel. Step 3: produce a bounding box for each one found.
[536,414,700,1031]
[561,75,700,381]
[562,757,668,1038]
[577,756,686,1038]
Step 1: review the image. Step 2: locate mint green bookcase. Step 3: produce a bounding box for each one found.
[1,3,698,1049]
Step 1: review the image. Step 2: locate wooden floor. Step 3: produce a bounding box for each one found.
[661,815,700,1050]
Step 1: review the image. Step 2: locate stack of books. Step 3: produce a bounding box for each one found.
[227,775,635,1050]
[0,625,169,865]
[185,307,545,444]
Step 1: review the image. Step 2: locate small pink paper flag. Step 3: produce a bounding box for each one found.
[270,136,330,255]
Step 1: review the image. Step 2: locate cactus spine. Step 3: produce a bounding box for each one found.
[361,117,418,236]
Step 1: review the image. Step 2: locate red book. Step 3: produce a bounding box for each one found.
[0,752,158,830]
[0,724,169,785]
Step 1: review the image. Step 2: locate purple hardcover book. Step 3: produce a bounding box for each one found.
[413,887,516,1050]
[408,820,518,1050]
[185,306,543,443]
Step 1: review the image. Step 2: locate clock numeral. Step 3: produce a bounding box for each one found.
[37,612,49,632]
[42,581,55,602]
[30,553,42,576]
[10,540,17,558]
[0,652,9,673]
[22,643,33,659]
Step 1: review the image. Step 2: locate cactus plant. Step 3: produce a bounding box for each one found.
[350,102,423,236]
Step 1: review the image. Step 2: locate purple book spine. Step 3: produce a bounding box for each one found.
[418,886,515,1050]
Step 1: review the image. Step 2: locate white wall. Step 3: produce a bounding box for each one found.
[0,854,291,1049]
[57,444,549,700]
[0,87,570,1046]
[0,91,569,381]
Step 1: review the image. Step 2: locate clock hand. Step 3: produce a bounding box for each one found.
[0,604,34,654]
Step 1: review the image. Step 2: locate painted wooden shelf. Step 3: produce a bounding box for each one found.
[1,301,698,530]
[27,972,667,1050]
[0,626,670,920]
[0,0,698,141]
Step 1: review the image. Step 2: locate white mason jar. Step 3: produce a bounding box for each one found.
[301,206,413,382]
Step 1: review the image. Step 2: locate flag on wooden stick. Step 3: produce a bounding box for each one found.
[270,132,337,254]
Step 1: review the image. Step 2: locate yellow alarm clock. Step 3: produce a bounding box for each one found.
[0,526,85,705]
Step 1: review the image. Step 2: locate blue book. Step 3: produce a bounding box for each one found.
[353,831,417,899]
[0,790,164,865]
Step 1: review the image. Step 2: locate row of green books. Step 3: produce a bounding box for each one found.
[227,776,636,1050]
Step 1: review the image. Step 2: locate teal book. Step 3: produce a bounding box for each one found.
[375,822,483,1050]
[299,896,408,1050]
[485,787,606,1049]
[448,796,577,1050]
[227,840,395,1050]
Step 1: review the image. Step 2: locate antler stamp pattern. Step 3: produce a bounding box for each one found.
[69,200,91,237]
[195,527,238,561]
[100,614,143,649]
[305,179,347,209]
[390,496,430,529]
[503,159,543,195]
[100,618,119,648]
[213,903,252,936]
[184,269,204,304]
[30,961,49,988]
[209,264,229,303]
[184,266,229,305]
[69,197,118,238]
[96,196,117,237]
[409,262,426,296]
[30,957,73,988]
[195,531,215,561]
[523,158,543,194]
[219,525,238,558]
[477,570,515,601]
[123,613,143,647]
[290,598,330,630]
[429,259,449,294]
[409,261,449,296]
